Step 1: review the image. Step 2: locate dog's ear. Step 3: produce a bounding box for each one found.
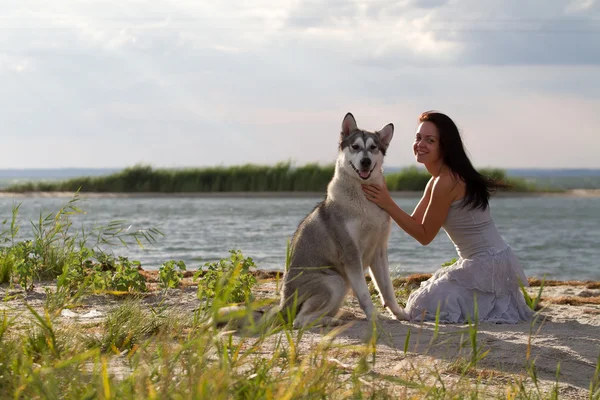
[377,123,394,149]
[341,113,357,137]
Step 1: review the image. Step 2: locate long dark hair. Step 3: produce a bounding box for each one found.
[419,111,507,210]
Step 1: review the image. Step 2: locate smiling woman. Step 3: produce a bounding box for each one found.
[362,111,534,324]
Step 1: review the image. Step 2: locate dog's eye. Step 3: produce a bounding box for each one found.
[370,145,377,151]
[351,144,360,150]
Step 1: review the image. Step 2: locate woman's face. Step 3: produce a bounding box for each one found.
[413,121,442,164]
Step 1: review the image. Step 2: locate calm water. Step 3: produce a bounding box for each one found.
[1,195,599,281]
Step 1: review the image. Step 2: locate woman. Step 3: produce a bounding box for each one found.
[362,111,534,324]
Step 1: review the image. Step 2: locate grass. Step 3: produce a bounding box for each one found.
[0,192,163,290]
[3,290,589,399]
[2,163,551,193]
[0,196,597,399]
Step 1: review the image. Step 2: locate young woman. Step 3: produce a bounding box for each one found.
[362,111,534,323]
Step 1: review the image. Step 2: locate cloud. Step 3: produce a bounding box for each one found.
[4,1,599,70]
[0,1,599,168]
[281,0,600,66]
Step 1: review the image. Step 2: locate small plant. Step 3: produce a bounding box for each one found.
[0,203,22,283]
[465,297,489,370]
[82,253,147,293]
[194,250,257,304]
[0,311,15,343]
[111,257,146,292]
[99,299,164,352]
[158,260,186,289]
[25,304,62,359]
[394,285,413,307]
[590,353,600,399]
[44,258,94,313]
[0,248,14,284]
[520,275,545,311]
[92,256,147,293]
[54,247,95,293]
[368,281,380,305]
[13,241,37,291]
[441,258,458,267]
[285,239,293,272]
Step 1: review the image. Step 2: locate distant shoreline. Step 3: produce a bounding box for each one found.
[1,189,600,199]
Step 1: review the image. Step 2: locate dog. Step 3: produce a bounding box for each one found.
[277,112,408,328]
[217,112,408,330]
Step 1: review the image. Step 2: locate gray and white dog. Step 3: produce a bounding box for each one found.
[279,112,408,328]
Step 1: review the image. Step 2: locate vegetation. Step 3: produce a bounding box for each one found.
[0,194,162,290]
[158,260,187,290]
[194,249,258,304]
[3,163,550,193]
[0,197,594,399]
[441,258,458,268]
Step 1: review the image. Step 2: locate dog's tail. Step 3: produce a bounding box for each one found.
[215,304,283,332]
[214,292,303,331]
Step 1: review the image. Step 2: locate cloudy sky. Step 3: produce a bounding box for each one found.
[2,0,599,169]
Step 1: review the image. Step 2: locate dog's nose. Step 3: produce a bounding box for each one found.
[360,158,372,168]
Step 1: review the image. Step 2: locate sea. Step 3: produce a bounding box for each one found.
[0,194,598,281]
[0,168,599,281]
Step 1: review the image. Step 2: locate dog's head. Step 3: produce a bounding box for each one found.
[338,113,394,182]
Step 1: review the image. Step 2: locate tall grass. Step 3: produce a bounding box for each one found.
[1,287,585,399]
[3,163,336,193]
[0,193,162,287]
[3,163,546,193]
[386,166,430,191]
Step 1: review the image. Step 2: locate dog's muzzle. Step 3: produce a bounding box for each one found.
[350,161,377,180]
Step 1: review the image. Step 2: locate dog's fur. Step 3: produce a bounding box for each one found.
[278,113,408,328]
[218,113,408,330]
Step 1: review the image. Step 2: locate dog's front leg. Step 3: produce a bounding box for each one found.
[369,247,408,321]
[345,261,377,321]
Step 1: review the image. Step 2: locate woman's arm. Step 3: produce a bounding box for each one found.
[362,177,455,245]
[411,177,434,223]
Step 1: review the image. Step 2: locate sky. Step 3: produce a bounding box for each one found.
[1,0,599,169]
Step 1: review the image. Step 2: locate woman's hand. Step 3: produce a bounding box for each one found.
[362,183,395,211]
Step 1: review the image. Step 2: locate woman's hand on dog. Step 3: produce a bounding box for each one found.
[362,183,395,211]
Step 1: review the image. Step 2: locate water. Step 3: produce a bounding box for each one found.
[1,195,599,281]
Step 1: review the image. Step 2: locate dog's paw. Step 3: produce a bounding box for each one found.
[293,315,344,329]
[362,314,385,343]
[391,308,409,321]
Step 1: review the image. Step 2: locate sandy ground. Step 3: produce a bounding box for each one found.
[1,273,599,398]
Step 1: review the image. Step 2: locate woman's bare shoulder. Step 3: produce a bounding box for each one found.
[433,173,456,187]
[435,172,465,199]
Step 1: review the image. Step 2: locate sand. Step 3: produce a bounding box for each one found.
[1,273,598,398]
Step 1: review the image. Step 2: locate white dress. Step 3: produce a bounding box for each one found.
[405,199,534,324]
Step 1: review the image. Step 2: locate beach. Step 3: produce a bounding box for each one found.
[2,272,599,398]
